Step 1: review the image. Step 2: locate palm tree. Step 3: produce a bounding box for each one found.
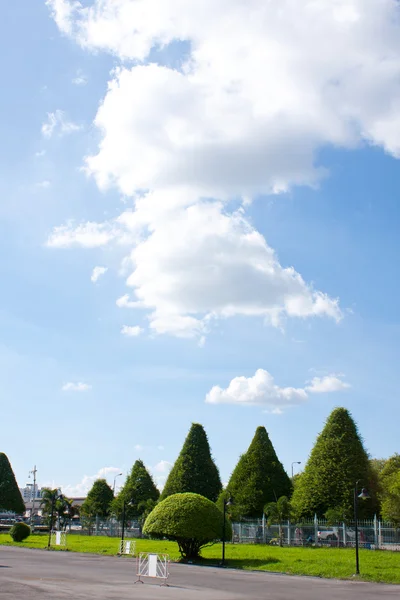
[264,496,292,547]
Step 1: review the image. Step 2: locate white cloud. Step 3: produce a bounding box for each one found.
[62,381,92,392]
[121,325,143,337]
[48,202,341,339]
[206,369,308,409]
[35,150,46,158]
[306,375,351,394]
[47,221,116,248]
[206,369,350,411]
[134,444,144,451]
[116,294,139,308]
[45,0,400,340]
[91,266,108,283]
[35,180,51,189]
[41,109,81,138]
[60,466,122,497]
[153,460,172,474]
[72,69,87,85]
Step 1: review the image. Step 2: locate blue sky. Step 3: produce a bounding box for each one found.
[2,0,400,496]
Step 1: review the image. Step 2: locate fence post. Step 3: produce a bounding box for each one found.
[262,513,266,544]
[287,520,291,546]
[378,519,382,549]
[314,514,318,544]
[342,521,346,546]
[373,514,378,549]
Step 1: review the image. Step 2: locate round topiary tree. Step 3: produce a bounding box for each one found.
[143,492,231,560]
[9,522,31,542]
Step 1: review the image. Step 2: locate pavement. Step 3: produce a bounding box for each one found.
[0,546,399,599]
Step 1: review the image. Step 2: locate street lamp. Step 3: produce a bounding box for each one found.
[221,495,233,567]
[113,473,122,494]
[354,482,370,576]
[47,490,64,549]
[291,462,301,479]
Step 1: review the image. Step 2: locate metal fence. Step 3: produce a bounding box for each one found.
[231,515,400,550]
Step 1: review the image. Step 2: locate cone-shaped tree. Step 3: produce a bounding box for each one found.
[161,423,222,502]
[113,459,160,520]
[81,479,114,519]
[0,453,25,514]
[291,407,377,520]
[219,426,291,518]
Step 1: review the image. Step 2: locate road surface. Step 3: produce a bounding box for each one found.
[0,546,398,599]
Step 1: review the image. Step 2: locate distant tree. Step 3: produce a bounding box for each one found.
[81,479,114,520]
[161,424,222,502]
[291,407,377,520]
[264,496,292,546]
[144,493,231,560]
[112,460,159,521]
[381,471,400,525]
[40,489,74,530]
[219,426,291,518]
[0,453,25,514]
[374,454,400,523]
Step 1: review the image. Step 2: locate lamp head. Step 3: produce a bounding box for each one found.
[358,488,370,500]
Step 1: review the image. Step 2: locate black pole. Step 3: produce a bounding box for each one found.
[354,482,360,575]
[121,501,126,542]
[221,499,226,566]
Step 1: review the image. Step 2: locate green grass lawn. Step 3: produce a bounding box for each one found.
[1,534,399,584]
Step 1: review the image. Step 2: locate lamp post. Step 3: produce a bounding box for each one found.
[291,461,301,479]
[221,496,233,567]
[354,482,370,576]
[113,473,122,494]
[47,490,64,549]
[28,465,37,532]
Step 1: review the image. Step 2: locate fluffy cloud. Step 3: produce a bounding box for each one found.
[153,460,173,474]
[48,202,341,338]
[46,0,400,340]
[306,374,351,393]
[91,266,108,283]
[206,369,350,411]
[41,109,81,138]
[121,325,143,337]
[60,466,122,497]
[62,382,92,392]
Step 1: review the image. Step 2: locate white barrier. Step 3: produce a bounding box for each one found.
[119,540,136,556]
[50,531,67,547]
[135,553,169,585]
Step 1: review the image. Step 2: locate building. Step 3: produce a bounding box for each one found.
[19,485,43,502]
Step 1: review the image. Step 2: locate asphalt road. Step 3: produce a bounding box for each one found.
[0,546,399,600]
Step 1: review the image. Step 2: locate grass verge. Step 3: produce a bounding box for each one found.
[0,534,399,584]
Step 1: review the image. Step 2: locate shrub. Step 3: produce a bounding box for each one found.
[143,492,231,560]
[10,522,31,542]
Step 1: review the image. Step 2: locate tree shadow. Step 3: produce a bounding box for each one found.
[200,557,281,569]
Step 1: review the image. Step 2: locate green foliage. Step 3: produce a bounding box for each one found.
[291,407,377,520]
[381,470,400,525]
[81,479,114,519]
[112,460,159,521]
[9,522,31,542]
[0,453,25,514]
[161,424,222,502]
[264,496,292,547]
[219,426,291,518]
[143,492,231,560]
[40,489,76,530]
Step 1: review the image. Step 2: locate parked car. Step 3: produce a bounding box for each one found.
[317,527,339,542]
